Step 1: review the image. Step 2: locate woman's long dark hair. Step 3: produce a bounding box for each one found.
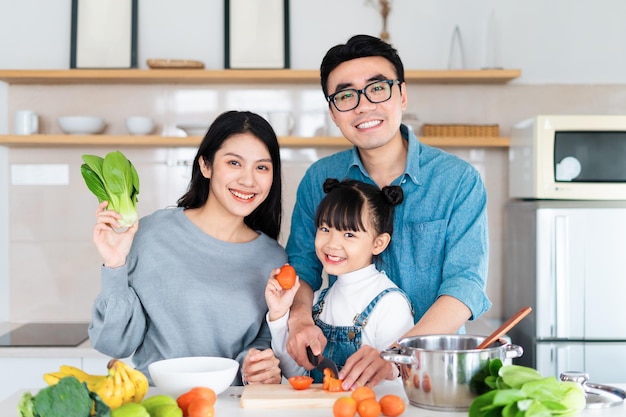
[177,110,282,240]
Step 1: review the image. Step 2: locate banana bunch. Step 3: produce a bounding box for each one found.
[43,359,149,410]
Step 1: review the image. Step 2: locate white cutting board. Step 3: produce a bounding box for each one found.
[240,383,347,408]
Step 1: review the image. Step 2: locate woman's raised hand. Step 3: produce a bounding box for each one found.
[93,201,137,268]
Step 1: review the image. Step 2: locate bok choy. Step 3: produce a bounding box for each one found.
[81,151,140,230]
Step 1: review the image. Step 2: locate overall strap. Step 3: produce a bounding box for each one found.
[353,287,414,327]
[312,287,331,318]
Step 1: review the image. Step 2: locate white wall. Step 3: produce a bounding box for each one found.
[1,0,625,83]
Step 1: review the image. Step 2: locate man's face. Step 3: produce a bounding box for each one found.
[326,56,407,151]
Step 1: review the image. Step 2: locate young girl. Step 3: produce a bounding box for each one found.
[89,110,286,385]
[265,178,414,383]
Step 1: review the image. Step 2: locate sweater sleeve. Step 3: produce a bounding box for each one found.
[266,312,306,378]
[365,292,415,350]
[88,264,147,360]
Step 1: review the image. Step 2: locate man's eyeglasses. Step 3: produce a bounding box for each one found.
[326,79,401,112]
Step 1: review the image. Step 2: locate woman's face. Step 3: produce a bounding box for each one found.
[200,133,274,220]
[314,206,390,276]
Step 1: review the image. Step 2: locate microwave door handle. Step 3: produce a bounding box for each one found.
[554,215,570,339]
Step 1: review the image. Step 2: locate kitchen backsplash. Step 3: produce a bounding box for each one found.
[5,81,626,323]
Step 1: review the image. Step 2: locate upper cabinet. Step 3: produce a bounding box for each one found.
[0,69,521,85]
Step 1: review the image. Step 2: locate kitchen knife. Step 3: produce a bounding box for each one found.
[306,346,339,378]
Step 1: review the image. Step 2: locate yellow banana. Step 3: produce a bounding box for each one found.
[116,360,149,402]
[115,361,137,405]
[92,374,118,409]
[58,364,107,390]
[43,372,65,386]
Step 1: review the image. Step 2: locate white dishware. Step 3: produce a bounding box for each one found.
[176,123,209,136]
[125,116,155,135]
[57,116,106,134]
[268,111,295,136]
[14,110,39,135]
[148,356,239,397]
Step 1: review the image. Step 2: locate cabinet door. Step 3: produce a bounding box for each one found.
[536,342,626,383]
[0,357,81,402]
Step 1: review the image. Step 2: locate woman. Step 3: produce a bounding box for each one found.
[89,110,286,385]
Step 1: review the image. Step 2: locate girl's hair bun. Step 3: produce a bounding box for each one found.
[381,185,404,206]
[322,178,341,194]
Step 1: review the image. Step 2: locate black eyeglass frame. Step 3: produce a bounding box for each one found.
[326,79,402,112]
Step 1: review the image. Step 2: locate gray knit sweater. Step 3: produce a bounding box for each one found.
[88,207,287,384]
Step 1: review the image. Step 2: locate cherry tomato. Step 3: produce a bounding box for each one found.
[379,394,406,416]
[276,264,297,289]
[333,396,358,417]
[288,375,314,390]
[187,398,214,417]
[177,387,216,416]
[323,368,345,392]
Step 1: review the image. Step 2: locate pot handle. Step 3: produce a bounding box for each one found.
[504,343,524,359]
[380,346,414,365]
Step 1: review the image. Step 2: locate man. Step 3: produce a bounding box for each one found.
[285,34,491,389]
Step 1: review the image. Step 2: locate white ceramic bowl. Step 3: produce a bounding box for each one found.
[58,116,106,134]
[125,116,155,135]
[176,123,209,136]
[148,356,239,397]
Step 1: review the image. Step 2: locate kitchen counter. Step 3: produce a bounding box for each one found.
[1,383,624,417]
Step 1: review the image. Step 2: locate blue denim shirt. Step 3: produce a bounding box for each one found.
[286,125,491,322]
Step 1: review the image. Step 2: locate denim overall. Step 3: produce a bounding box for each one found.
[309,286,413,383]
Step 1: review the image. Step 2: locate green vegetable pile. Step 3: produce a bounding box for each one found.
[469,359,586,417]
[18,376,110,417]
[81,151,140,230]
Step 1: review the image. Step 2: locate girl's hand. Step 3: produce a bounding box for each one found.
[264,268,300,322]
[92,201,137,268]
[241,348,282,384]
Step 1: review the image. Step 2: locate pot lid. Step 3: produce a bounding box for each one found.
[560,371,625,408]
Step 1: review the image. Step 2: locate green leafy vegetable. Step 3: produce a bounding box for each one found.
[469,362,586,417]
[81,151,140,229]
[17,376,105,417]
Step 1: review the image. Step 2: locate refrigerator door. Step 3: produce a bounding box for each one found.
[535,207,626,340]
[536,342,626,383]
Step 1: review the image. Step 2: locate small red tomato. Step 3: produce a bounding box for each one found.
[187,398,214,417]
[288,375,314,390]
[276,264,297,289]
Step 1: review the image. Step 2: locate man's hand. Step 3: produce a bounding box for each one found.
[286,281,327,368]
[338,345,396,390]
[241,348,281,384]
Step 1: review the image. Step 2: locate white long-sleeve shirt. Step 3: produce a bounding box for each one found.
[268,264,414,378]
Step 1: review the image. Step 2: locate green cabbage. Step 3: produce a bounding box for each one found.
[469,361,586,417]
[81,151,140,229]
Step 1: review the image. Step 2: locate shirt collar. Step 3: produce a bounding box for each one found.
[346,124,421,185]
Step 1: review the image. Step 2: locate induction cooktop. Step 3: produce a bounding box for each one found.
[0,322,90,347]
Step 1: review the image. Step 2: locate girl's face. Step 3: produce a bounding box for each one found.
[314,206,390,276]
[200,133,274,220]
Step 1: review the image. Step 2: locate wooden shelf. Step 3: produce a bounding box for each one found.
[0,69,521,85]
[0,135,509,148]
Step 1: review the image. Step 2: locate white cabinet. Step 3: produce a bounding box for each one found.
[0,357,81,402]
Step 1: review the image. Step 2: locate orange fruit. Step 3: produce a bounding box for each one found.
[357,397,381,417]
[177,387,216,416]
[276,264,297,289]
[351,386,376,404]
[379,394,405,416]
[288,375,314,390]
[333,396,358,417]
[187,398,215,417]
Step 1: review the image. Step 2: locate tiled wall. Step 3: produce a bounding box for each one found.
[5,82,626,323]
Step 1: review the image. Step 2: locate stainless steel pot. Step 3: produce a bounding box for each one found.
[381,334,523,411]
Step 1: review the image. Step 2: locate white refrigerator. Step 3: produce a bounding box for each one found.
[504,200,626,383]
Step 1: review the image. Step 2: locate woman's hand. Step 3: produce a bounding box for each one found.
[265,269,301,322]
[93,201,137,268]
[338,345,397,390]
[241,348,281,384]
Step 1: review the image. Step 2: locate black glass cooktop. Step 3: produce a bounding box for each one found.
[0,322,90,347]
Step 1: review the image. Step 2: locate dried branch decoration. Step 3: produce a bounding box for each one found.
[366,0,392,42]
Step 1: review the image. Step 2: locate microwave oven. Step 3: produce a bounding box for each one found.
[509,115,626,200]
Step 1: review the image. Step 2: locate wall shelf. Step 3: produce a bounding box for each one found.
[0,69,521,85]
[0,135,510,148]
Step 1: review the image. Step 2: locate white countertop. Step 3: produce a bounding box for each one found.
[1,383,624,417]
